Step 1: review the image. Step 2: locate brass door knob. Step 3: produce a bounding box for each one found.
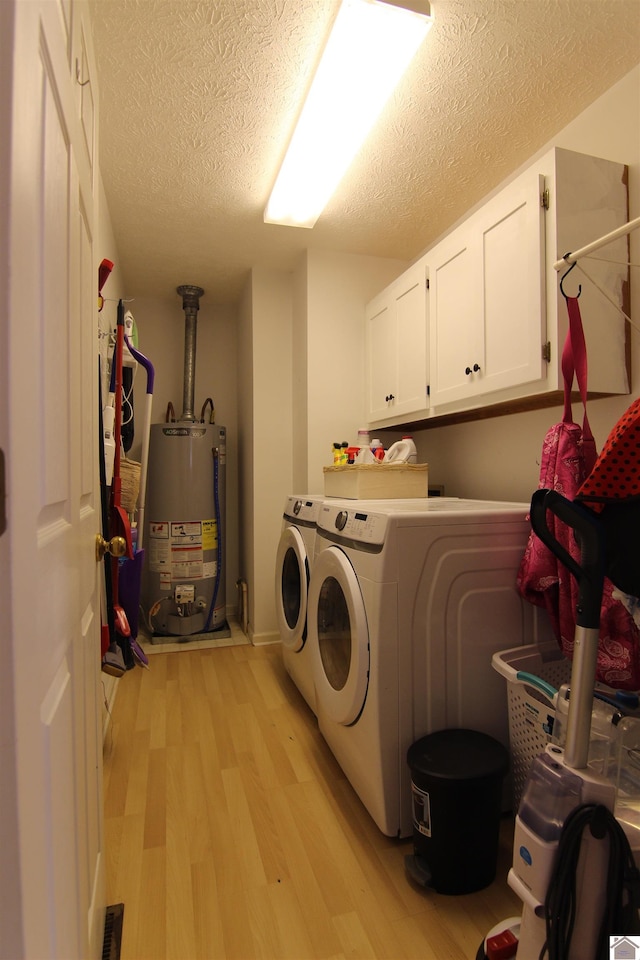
[95,534,127,561]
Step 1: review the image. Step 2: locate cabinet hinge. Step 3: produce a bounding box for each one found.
[426,278,430,290]
[541,188,550,210]
[426,384,430,397]
[542,341,551,362]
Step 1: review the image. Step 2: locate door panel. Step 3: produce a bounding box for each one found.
[480,170,546,394]
[429,236,483,405]
[6,1,103,956]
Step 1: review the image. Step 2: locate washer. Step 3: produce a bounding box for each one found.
[308,497,552,837]
[274,495,323,713]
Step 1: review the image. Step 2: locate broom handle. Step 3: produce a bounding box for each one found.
[124,335,155,550]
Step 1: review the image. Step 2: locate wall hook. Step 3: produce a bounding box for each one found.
[559,257,581,300]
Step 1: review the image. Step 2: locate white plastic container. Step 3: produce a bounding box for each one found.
[384,436,417,464]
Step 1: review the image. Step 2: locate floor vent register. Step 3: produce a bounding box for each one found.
[102,903,124,960]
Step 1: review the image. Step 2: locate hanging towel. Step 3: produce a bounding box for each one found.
[517,296,640,690]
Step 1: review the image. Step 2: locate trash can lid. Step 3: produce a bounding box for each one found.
[407,729,509,781]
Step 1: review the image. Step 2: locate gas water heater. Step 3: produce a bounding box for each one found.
[144,285,227,637]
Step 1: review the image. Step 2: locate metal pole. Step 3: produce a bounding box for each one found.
[176,284,204,422]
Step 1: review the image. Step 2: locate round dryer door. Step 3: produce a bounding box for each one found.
[275,525,309,652]
[309,545,369,725]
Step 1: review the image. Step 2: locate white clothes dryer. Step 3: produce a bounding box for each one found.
[275,495,323,713]
[308,497,552,838]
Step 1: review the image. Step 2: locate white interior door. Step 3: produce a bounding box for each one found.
[1,1,104,957]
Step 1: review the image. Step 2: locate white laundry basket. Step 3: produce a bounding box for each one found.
[492,643,572,810]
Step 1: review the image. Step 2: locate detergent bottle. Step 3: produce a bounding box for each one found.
[357,428,371,448]
[384,436,417,464]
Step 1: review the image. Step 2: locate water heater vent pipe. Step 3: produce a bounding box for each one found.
[176,284,204,422]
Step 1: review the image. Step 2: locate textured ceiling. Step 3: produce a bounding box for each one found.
[89,0,640,305]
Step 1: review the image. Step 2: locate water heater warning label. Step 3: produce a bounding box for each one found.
[202,519,218,550]
[148,519,216,580]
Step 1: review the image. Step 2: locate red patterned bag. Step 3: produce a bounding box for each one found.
[517,296,640,690]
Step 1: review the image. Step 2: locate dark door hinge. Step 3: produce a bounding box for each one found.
[542,341,551,362]
[0,448,5,536]
[426,278,430,290]
[541,188,550,210]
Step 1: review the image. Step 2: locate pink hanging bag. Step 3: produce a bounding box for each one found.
[517,295,640,690]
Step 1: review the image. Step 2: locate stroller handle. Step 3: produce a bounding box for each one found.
[529,489,605,629]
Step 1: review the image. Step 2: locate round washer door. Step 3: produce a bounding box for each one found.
[309,545,369,725]
[275,525,309,652]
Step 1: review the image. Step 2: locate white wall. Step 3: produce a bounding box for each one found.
[244,250,406,642]
[249,266,293,642]
[292,256,309,495]
[237,278,253,635]
[381,66,640,505]
[302,249,407,493]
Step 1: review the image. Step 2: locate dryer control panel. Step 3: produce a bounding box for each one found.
[318,503,388,546]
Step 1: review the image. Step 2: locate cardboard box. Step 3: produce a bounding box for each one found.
[323,463,428,499]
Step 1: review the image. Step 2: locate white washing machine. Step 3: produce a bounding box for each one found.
[308,497,552,838]
[274,495,323,713]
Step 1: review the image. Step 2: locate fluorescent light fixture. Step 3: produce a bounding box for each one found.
[264,0,433,229]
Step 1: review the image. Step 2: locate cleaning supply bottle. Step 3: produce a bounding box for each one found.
[333,442,342,465]
[357,428,371,448]
[384,436,417,464]
[402,436,418,464]
[371,439,385,461]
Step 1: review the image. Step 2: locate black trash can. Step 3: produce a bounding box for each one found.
[405,728,509,895]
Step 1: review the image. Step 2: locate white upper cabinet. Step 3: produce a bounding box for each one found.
[429,166,546,407]
[365,260,429,425]
[428,146,629,416]
[364,146,630,428]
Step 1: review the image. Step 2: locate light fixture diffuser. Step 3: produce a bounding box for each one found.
[264,0,433,229]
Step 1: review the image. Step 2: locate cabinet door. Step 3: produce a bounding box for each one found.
[366,295,398,422]
[393,262,429,417]
[366,261,428,423]
[428,230,484,406]
[478,168,546,396]
[429,167,546,409]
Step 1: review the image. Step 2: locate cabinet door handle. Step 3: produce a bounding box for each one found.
[465,364,481,376]
[465,367,472,376]
[473,363,481,372]
[385,394,395,402]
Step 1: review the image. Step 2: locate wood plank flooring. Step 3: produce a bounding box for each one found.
[103,641,522,960]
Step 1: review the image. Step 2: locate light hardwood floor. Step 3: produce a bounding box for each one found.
[103,640,522,960]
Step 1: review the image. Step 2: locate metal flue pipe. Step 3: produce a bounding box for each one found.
[176,284,204,422]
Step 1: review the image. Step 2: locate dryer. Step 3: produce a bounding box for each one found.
[308,497,552,837]
[275,495,323,713]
